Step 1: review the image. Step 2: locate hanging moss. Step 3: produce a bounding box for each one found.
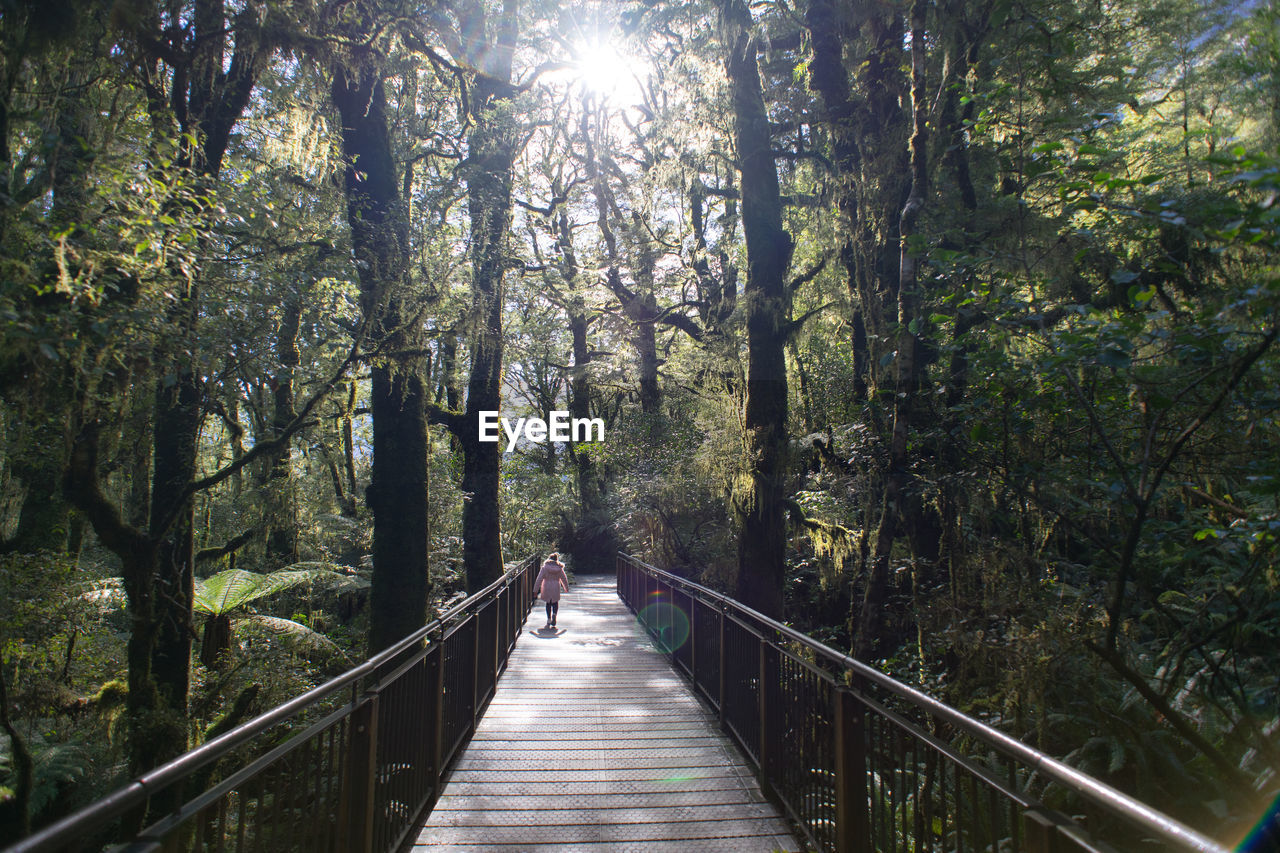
[801,517,857,588]
[781,497,856,589]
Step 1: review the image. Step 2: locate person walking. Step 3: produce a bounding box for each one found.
[533,552,570,628]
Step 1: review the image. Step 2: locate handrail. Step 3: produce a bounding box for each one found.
[9,555,542,853]
[617,552,1231,853]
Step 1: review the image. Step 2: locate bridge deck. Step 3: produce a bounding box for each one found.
[413,576,803,852]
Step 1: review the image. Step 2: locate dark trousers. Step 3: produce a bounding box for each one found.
[545,600,559,623]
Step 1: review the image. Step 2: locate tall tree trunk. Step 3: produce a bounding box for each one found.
[105,0,260,780]
[719,0,794,620]
[62,422,166,785]
[861,16,911,398]
[332,62,431,653]
[805,0,869,403]
[147,355,200,761]
[586,119,662,416]
[436,331,461,411]
[459,0,518,591]
[630,219,662,415]
[553,196,616,570]
[341,380,358,512]
[689,181,737,343]
[4,440,68,554]
[855,0,929,660]
[53,2,269,799]
[119,377,154,531]
[265,291,302,566]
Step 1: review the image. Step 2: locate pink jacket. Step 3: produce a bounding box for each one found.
[533,561,569,602]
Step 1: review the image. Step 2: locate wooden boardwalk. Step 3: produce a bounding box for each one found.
[413,575,803,852]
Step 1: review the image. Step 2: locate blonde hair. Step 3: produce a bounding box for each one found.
[548,551,560,561]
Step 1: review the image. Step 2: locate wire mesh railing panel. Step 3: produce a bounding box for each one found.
[440,615,476,765]
[770,649,836,852]
[692,598,720,708]
[721,614,761,763]
[497,586,510,661]
[15,556,539,853]
[859,693,1042,853]
[370,648,437,853]
[613,553,1230,853]
[143,703,355,853]
[670,588,694,677]
[475,600,498,709]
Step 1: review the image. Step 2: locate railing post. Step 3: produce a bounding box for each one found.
[834,686,870,853]
[341,694,378,853]
[659,580,668,651]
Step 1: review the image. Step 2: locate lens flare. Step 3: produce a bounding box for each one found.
[637,599,691,654]
[1238,793,1280,851]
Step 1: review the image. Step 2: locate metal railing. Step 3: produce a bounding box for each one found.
[10,555,540,853]
[617,553,1231,853]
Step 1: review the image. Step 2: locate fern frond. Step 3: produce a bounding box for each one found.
[194,567,358,615]
[243,615,349,660]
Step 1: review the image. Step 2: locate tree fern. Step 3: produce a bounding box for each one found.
[194,566,363,668]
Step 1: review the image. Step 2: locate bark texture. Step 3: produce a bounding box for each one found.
[719,0,794,619]
[855,0,929,660]
[458,0,519,591]
[332,61,431,652]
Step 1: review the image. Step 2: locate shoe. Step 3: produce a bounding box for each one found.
[544,621,551,629]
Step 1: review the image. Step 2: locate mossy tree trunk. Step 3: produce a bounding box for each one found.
[855,0,929,660]
[63,0,267,785]
[265,291,302,567]
[804,0,869,403]
[718,0,794,620]
[457,0,519,592]
[332,60,431,653]
[553,181,617,570]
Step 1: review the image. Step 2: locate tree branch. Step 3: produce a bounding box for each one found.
[196,529,255,564]
[1085,640,1250,789]
[655,309,705,342]
[784,302,837,340]
[787,254,830,292]
[172,335,367,522]
[427,402,467,438]
[62,421,151,557]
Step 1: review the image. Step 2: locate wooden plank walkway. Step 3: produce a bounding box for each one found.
[413,575,803,852]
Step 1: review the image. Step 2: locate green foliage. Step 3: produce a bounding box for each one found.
[0,735,92,822]
[193,567,365,617]
[192,566,364,670]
